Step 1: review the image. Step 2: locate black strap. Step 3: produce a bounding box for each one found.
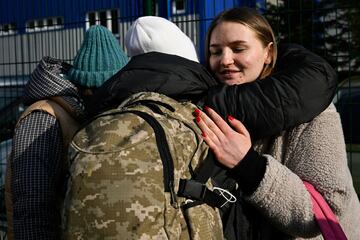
[177,152,233,209]
[193,151,219,183]
[178,179,228,208]
[126,99,175,113]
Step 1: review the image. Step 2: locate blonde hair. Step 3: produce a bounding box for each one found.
[205,7,277,79]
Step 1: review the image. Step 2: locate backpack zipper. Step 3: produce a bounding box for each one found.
[124,110,178,208]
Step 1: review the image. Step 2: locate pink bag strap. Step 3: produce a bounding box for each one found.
[303,181,347,240]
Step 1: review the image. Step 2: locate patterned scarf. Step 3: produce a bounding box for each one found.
[23,56,86,120]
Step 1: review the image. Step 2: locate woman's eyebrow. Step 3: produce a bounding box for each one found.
[229,40,247,45]
[209,43,221,48]
[210,40,247,48]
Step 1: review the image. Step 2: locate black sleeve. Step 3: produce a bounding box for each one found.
[11,112,64,240]
[227,148,267,195]
[204,43,337,140]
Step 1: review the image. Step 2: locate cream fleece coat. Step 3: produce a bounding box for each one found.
[248,103,360,239]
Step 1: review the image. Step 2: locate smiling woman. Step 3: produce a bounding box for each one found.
[205,7,277,85]
[197,7,360,240]
[208,21,273,85]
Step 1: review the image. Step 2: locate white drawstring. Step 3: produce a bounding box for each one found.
[213,187,237,208]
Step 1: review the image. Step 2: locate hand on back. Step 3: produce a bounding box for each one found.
[195,107,252,168]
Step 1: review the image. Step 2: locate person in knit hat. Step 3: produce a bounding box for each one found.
[5,25,128,240]
[68,25,128,88]
[125,16,199,62]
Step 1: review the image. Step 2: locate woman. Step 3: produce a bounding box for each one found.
[196,7,360,239]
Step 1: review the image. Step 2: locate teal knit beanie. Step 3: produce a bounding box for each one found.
[67,25,128,88]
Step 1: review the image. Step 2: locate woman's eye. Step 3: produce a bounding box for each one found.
[233,48,244,53]
[210,50,221,56]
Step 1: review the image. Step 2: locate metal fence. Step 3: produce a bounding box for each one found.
[0,0,359,238]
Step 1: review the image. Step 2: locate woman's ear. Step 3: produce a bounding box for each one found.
[264,42,273,65]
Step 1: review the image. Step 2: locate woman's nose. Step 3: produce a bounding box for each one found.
[220,50,234,66]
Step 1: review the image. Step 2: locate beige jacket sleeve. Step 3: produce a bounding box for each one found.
[246,104,360,239]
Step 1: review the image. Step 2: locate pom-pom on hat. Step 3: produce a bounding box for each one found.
[67,25,128,88]
[125,16,199,62]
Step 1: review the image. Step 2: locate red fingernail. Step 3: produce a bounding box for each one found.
[202,132,206,137]
[228,115,235,121]
[196,116,201,123]
[194,108,201,116]
[204,106,210,111]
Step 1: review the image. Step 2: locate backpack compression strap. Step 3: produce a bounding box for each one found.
[178,152,235,209]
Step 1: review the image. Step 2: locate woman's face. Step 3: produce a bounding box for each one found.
[209,21,272,85]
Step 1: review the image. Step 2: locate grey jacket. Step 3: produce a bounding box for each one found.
[248,103,360,239]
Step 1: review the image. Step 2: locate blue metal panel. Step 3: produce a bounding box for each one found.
[0,0,29,33]
[167,0,172,18]
[0,1,13,24]
[0,0,145,34]
[198,0,239,63]
[187,0,197,15]
[156,0,169,18]
[1,0,267,56]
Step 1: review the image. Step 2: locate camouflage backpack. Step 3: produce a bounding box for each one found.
[62,92,228,239]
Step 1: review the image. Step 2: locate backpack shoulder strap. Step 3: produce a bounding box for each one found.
[18,99,80,148]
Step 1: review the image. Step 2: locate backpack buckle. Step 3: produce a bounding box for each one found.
[178,179,207,201]
[178,179,236,209]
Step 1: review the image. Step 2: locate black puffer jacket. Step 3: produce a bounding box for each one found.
[88,43,337,140]
[87,52,218,115]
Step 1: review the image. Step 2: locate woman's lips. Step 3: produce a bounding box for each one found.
[220,70,239,79]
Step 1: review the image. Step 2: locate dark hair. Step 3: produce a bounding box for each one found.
[205,7,277,79]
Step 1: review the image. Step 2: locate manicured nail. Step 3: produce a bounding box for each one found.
[202,132,206,137]
[194,108,201,116]
[196,116,201,123]
[204,106,210,111]
[228,115,235,121]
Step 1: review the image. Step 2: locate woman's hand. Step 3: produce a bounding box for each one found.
[195,107,252,169]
